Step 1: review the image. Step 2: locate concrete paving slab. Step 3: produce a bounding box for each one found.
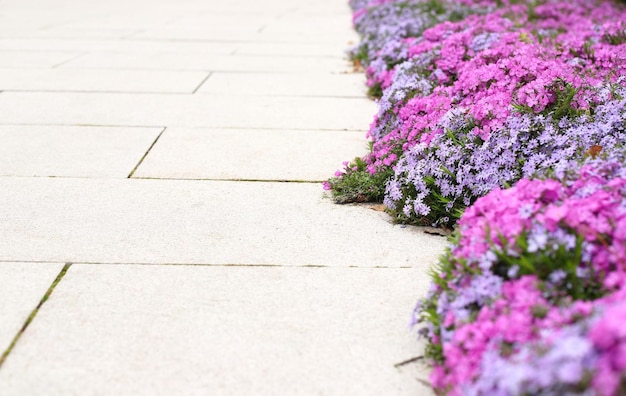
[0,264,434,395]
[128,29,272,43]
[0,125,161,178]
[132,127,366,181]
[262,16,356,35]
[0,28,140,40]
[0,262,64,355]
[131,28,358,44]
[0,92,376,131]
[61,51,352,73]
[233,42,351,58]
[0,178,448,267]
[0,69,209,93]
[197,72,364,97]
[0,38,238,55]
[164,15,277,30]
[0,50,81,68]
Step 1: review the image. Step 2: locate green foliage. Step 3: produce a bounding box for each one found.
[367,83,384,99]
[605,29,626,45]
[325,156,393,204]
[550,80,586,120]
[415,224,608,365]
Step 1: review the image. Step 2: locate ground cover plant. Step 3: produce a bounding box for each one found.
[328,0,626,226]
[330,0,626,394]
[416,159,626,394]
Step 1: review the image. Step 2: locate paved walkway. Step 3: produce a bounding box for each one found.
[0,0,447,394]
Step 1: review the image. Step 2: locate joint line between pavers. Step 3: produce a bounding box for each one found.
[0,260,416,269]
[191,72,213,94]
[127,126,167,178]
[0,263,72,370]
[394,356,424,368]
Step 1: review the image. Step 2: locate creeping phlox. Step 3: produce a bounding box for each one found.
[333,0,626,394]
[416,161,626,395]
[329,0,626,227]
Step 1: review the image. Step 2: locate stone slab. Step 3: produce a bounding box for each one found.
[0,92,376,131]
[256,30,359,45]
[61,52,352,73]
[0,262,64,355]
[163,15,276,30]
[0,178,448,266]
[0,125,162,178]
[130,27,358,44]
[233,42,350,58]
[0,50,81,68]
[262,15,356,35]
[0,38,238,55]
[0,28,140,40]
[0,264,434,395]
[0,69,209,93]
[133,128,366,181]
[197,72,364,97]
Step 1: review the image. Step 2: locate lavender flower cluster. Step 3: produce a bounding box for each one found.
[331,1,626,394]
[415,161,626,394]
[386,84,626,227]
[348,0,488,69]
[330,0,626,227]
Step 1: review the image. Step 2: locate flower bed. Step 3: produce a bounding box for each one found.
[417,161,626,394]
[327,0,626,226]
[329,0,626,394]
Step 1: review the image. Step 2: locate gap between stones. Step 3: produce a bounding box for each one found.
[191,72,213,94]
[0,263,71,370]
[0,260,416,269]
[127,126,167,178]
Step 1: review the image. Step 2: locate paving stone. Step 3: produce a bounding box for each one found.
[0,69,209,93]
[0,262,64,355]
[262,15,356,35]
[232,42,351,58]
[61,51,352,73]
[0,50,81,68]
[0,264,434,396]
[0,28,141,40]
[0,92,376,131]
[163,15,276,30]
[133,127,366,181]
[131,26,358,44]
[0,178,448,267]
[257,30,359,44]
[0,38,238,55]
[0,125,161,178]
[197,72,364,97]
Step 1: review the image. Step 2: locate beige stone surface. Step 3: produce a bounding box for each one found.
[0,125,161,177]
[0,177,448,267]
[0,264,435,396]
[198,72,364,97]
[0,92,375,131]
[0,262,64,355]
[133,127,366,181]
[0,38,238,54]
[0,50,81,68]
[233,43,351,58]
[60,51,352,73]
[0,69,209,93]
